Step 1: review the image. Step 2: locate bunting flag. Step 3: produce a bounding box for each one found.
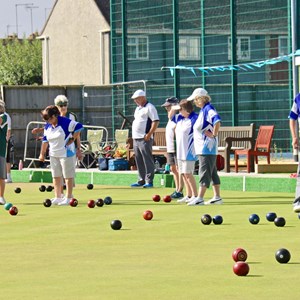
[161,49,300,76]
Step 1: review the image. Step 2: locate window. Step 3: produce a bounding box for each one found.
[228,37,250,61]
[278,36,288,56]
[128,36,149,60]
[179,36,200,60]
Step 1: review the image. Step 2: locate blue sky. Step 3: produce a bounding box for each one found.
[0,0,55,38]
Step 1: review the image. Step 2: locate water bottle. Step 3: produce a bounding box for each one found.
[293,148,298,162]
[18,159,23,170]
[160,174,165,186]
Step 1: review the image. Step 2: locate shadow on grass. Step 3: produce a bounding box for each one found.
[246,275,264,277]
[226,201,290,206]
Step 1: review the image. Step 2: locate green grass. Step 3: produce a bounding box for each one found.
[1,183,299,299]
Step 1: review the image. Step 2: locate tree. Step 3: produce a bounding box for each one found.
[0,36,42,85]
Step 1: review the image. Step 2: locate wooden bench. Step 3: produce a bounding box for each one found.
[218,123,256,173]
[126,128,167,161]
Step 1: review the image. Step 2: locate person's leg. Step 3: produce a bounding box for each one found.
[140,139,154,185]
[64,178,74,198]
[6,140,12,182]
[185,173,197,197]
[53,177,62,198]
[0,156,7,204]
[59,157,76,205]
[197,155,211,199]
[50,157,63,204]
[211,164,221,199]
[132,139,146,185]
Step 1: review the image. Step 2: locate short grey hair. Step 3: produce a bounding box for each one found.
[54,95,68,106]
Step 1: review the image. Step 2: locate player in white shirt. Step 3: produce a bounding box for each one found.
[188,88,222,206]
[39,105,83,206]
[161,97,184,199]
[130,90,159,188]
[173,100,199,204]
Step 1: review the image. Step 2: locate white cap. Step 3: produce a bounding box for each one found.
[131,89,146,99]
[54,95,68,105]
[187,88,208,101]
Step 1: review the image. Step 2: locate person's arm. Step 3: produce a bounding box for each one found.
[32,127,44,135]
[290,119,298,149]
[39,142,49,162]
[144,120,159,141]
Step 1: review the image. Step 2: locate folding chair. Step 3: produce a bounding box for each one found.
[80,129,105,168]
[234,125,275,173]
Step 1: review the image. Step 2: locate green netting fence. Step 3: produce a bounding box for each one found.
[110,0,300,153]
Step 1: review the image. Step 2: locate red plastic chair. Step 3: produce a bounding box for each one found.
[234,125,275,173]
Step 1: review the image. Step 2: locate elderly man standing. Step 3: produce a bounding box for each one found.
[130,90,159,188]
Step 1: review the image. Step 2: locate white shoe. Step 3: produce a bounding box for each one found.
[5,179,12,183]
[58,198,71,206]
[177,196,190,203]
[293,198,300,212]
[0,197,6,205]
[205,197,223,205]
[51,198,63,205]
[187,197,204,206]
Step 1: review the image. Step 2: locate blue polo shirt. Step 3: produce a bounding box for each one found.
[193,103,221,155]
[42,116,83,157]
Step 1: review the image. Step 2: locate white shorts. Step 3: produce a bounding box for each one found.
[50,156,75,179]
[177,159,195,174]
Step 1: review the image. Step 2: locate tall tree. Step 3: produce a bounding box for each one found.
[0,36,42,85]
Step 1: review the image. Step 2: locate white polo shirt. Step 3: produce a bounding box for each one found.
[132,102,159,139]
[42,116,83,158]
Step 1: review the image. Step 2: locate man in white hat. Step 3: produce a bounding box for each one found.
[130,90,159,188]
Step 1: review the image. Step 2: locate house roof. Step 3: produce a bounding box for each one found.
[95,0,110,24]
[40,0,110,36]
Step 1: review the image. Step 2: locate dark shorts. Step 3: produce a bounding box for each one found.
[6,139,12,163]
[198,155,220,188]
[167,152,177,165]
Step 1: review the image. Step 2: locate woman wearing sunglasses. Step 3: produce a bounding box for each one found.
[38,105,83,206]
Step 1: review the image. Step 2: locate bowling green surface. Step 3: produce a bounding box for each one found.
[1,182,299,300]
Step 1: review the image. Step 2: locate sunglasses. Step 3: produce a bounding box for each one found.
[58,104,68,107]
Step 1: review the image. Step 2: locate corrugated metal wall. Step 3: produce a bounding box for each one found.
[2,86,112,165]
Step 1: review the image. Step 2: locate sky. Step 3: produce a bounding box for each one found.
[0,0,56,38]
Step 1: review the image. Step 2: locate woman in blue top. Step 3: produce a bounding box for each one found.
[173,100,199,204]
[39,105,83,206]
[189,88,222,206]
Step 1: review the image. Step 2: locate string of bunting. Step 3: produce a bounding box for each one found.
[161,49,300,76]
